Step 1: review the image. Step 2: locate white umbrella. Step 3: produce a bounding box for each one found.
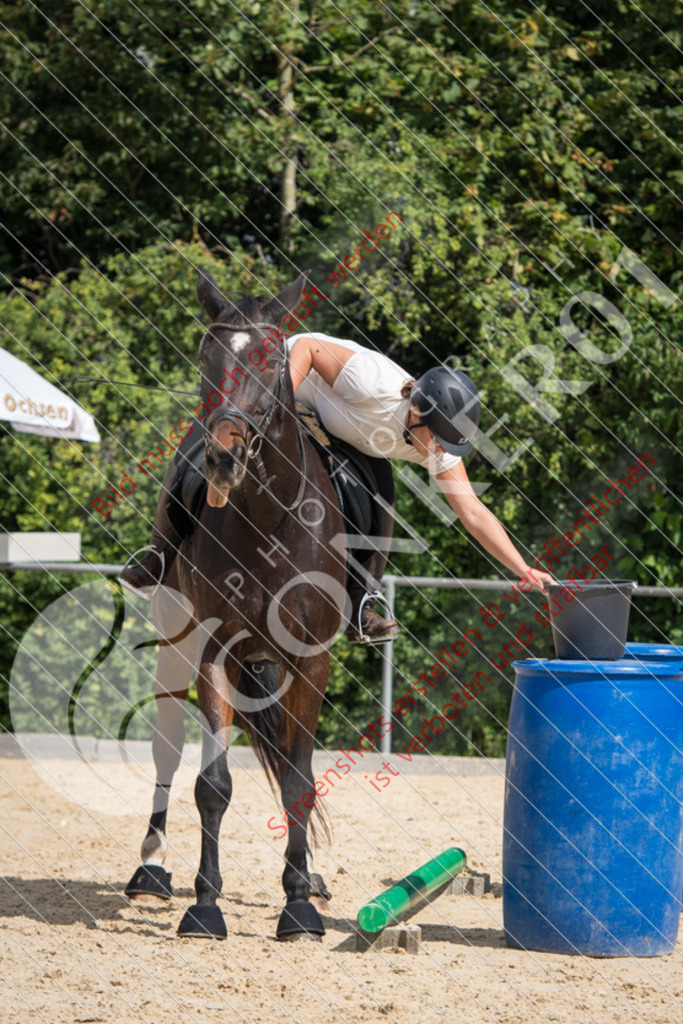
[0,347,100,443]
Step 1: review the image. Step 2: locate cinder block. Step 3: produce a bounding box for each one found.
[447,872,491,897]
[447,877,469,896]
[356,922,422,953]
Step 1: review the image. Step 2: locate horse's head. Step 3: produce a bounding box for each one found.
[196,269,306,508]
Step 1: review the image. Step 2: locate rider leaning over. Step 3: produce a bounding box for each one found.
[121,326,553,642]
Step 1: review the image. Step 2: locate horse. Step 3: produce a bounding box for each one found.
[124,270,348,940]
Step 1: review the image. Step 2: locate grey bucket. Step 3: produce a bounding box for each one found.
[548,579,636,660]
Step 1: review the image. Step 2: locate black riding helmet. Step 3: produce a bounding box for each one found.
[406,368,480,456]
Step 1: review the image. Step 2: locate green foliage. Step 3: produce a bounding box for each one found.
[0,238,284,731]
[1,1,681,757]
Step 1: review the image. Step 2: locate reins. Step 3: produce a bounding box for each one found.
[75,376,197,396]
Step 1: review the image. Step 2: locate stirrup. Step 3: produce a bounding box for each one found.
[354,590,398,645]
[356,591,381,641]
[118,544,166,602]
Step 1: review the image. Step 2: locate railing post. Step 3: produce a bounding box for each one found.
[380,575,396,755]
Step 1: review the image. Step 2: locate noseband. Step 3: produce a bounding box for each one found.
[203,320,306,511]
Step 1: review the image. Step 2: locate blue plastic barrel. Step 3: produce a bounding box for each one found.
[503,658,683,956]
[621,644,683,911]
[623,642,683,668]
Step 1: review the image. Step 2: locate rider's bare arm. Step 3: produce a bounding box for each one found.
[289,336,355,392]
[436,461,554,595]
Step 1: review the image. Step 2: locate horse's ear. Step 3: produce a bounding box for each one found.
[197,269,232,322]
[261,273,307,323]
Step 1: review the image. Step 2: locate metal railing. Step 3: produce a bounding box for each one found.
[3,563,681,755]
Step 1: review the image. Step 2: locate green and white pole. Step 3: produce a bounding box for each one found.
[357,847,467,935]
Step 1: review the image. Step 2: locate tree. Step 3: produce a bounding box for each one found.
[2,0,680,752]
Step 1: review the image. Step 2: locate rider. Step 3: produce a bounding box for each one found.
[120,332,553,642]
[286,332,552,643]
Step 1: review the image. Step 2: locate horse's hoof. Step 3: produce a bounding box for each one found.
[177,904,227,939]
[276,900,325,941]
[124,865,173,901]
[309,873,332,901]
[309,872,331,912]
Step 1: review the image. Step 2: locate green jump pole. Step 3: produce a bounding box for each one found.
[357,847,467,935]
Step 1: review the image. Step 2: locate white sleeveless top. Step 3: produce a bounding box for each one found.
[287,332,461,476]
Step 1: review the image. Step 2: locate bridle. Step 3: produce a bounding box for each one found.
[203,320,307,512]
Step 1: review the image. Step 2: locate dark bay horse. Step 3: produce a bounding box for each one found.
[125,270,347,940]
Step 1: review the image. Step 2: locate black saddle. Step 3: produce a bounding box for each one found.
[297,405,392,548]
[303,432,381,546]
[164,417,388,549]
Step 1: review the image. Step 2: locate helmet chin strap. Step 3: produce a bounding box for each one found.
[404,420,447,458]
[403,418,427,447]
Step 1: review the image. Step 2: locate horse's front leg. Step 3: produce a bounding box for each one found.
[177,656,234,939]
[141,680,188,860]
[125,578,197,903]
[276,663,328,941]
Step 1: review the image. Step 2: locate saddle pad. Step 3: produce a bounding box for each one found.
[295,402,331,447]
[165,438,207,539]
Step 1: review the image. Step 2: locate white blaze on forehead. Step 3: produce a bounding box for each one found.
[230,331,251,352]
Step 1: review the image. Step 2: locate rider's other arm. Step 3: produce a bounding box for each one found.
[436,461,553,595]
[289,336,355,392]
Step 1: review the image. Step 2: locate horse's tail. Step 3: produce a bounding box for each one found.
[233,661,282,788]
[234,661,329,846]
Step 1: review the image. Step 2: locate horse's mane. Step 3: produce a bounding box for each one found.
[216,295,263,327]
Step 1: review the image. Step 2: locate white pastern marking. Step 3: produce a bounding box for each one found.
[231,332,251,352]
[141,832,168,866]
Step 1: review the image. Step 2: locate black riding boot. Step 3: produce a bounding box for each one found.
[339,451,398,644]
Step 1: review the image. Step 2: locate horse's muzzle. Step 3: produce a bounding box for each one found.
[203,443,247,507]
[204,418,250,507]
[207,481,231,508]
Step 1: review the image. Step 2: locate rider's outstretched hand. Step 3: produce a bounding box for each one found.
[524,566,555,596]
